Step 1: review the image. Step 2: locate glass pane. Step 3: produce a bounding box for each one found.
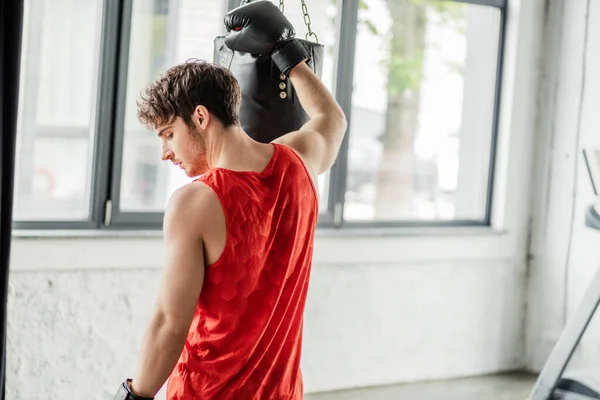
[13,0,104,220]
[344,0,501,222]
[318,171,331,215]
[119,0,339,213]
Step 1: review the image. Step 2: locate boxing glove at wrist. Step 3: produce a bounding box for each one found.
[271,38,310,75]
[113,379,154,400]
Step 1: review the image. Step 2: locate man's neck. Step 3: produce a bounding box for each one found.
[208,125,257,170]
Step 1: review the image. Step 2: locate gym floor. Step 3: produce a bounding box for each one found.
[305,372,537,400]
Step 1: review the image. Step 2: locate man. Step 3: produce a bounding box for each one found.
[114,1,346,399]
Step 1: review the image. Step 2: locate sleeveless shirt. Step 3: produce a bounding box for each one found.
[166,143,318,400]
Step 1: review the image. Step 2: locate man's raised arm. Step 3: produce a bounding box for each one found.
[283,61,347,175]
[222,1,347,175]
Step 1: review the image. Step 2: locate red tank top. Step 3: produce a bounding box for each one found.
[166,143,318,400]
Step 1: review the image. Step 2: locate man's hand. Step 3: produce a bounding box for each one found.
[224,0,294,55]
[224,0,311,75]
[129,182,212,397]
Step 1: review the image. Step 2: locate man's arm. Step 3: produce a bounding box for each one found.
[222,1,345,175]
[128,183,208,398]
[274,61,347,175]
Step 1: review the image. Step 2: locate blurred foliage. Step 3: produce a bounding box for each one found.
[387,52,424,96]
[359,0,380,36]
[427,0,466,33]
[358,0,466,96]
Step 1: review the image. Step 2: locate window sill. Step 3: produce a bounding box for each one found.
[11,229,165,239]
[9,226,512,272]
[315,225,505,238]
[11,225,504,239]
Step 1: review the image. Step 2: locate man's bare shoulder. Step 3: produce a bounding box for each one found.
[272,130,313,155]
[164,181,221,234]
[272,133,320,178]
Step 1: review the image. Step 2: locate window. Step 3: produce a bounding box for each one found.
[14,0,104,221]
[12,0,506,230]
[343,0,503,225]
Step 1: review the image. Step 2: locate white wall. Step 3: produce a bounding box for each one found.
[5,0,547,399]
[7,231,525,399]
[526,0,600,372]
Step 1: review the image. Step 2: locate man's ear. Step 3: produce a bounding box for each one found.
[193,105,210,130]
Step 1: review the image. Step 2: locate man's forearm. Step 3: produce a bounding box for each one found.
[288,61,345,121]
[131,313,188,398]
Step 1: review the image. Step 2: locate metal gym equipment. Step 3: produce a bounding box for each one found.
[528,148,600,400]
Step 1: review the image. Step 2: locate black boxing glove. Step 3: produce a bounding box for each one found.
[113,379,154,400]
[223,0,310,74]
[271,38,311,75]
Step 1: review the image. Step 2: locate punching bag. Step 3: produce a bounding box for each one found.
[214,0,324,143]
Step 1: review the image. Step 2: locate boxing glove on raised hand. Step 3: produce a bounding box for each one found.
[224,0,310,74]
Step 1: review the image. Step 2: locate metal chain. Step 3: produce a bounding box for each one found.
[300,0,318,43]
[274,0,318,43]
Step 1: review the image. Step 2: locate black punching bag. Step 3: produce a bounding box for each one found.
[214,0,324,143]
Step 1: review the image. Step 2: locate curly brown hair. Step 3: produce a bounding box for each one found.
[137,59,241,130]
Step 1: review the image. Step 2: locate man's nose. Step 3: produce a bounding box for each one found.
[162,147,174,161]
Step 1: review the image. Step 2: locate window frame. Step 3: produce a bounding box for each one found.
[333,0,508,229]
[13,0,121,230]
[105,0,167,230]
[12,0,507,231]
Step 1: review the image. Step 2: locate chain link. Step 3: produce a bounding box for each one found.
[275,0,318,43]
[300,0,318,43]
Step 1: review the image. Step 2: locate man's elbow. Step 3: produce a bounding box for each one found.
[334,109,348,138]
[151,309,190,338]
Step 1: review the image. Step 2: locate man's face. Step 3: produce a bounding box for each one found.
[157,116,209,177]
